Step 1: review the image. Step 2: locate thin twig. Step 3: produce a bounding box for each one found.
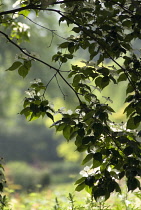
[42,72,57,98]
[55,74,67,100]
[22,15,56,32]
[22,14,68,41]
[0,31,82,104]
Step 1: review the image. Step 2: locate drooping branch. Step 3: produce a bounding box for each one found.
[0,31,82,104]
[0,31,62,72]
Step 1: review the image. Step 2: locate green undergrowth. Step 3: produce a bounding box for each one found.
[4,183,141,210]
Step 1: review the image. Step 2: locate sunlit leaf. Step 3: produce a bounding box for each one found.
[75,182,85,192]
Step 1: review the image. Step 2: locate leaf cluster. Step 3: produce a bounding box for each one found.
[7,59,31,78]
[21,80,54,121]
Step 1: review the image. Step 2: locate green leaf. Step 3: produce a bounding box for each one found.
[89,43,97,60]
[134,115,141,125]
[93,152,102,162]
[77,145,87,152]
[30,103,39,113]
[101,76,110,89]
[93,160,101,168]
[0,183,3,192]
[19,10,30,16]
[56,123,66,131]
[95,77,102,88]
[20,107,31,119]
[7,61,22,71]
[83,111,95,121]
[75,177,85,185]
[109,75,117,84]
[70,130,77,140]
[105,191,110,201]
[119,171,125,180]
[18,65,29,78]
[59,42,69,48]
[85,176,94,186]
[63,125,71,141]
[73,74,82,86]
[97,54,104,65]
[126,117,139,130]
[124,103,134,117]
[82,136,93,145]
[24,60,31,69]
[97,67,109,76]
[85,185,92,194]
[64,54,73,59]
[93,188,106,201]
[108,181,115,193]
[82,153,93,165]
[46,112,54,121]
[123,146,133,156]
[68,42,75,54]
[117,73,127,82]
[29,113,40,121]
[75,182,85,192]
[106,106,115,113]
[72,27,81,33]
[60,56,67,63]
[122,20,133,27]
[125,94,134,103]
[127,178,140,191]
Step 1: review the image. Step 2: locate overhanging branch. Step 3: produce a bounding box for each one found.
[0,0,84,16]
[0,31,82,104]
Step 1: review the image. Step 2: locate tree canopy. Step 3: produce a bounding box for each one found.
[1,0,141,205]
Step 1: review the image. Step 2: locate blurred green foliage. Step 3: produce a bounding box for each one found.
[0,123,61,163]
[6,183,141,210]
[6,161,50,191]
[5,161,82,192]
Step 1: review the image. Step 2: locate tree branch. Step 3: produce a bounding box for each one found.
[0,5,62,16]
[56,10,138,94]
[0,0,84,16]
[0,5,32,16]
[0,31,61,72]
[0,30,82,104]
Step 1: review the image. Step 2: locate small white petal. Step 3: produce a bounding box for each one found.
[84,166,90,171]
[67,110,73,115]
